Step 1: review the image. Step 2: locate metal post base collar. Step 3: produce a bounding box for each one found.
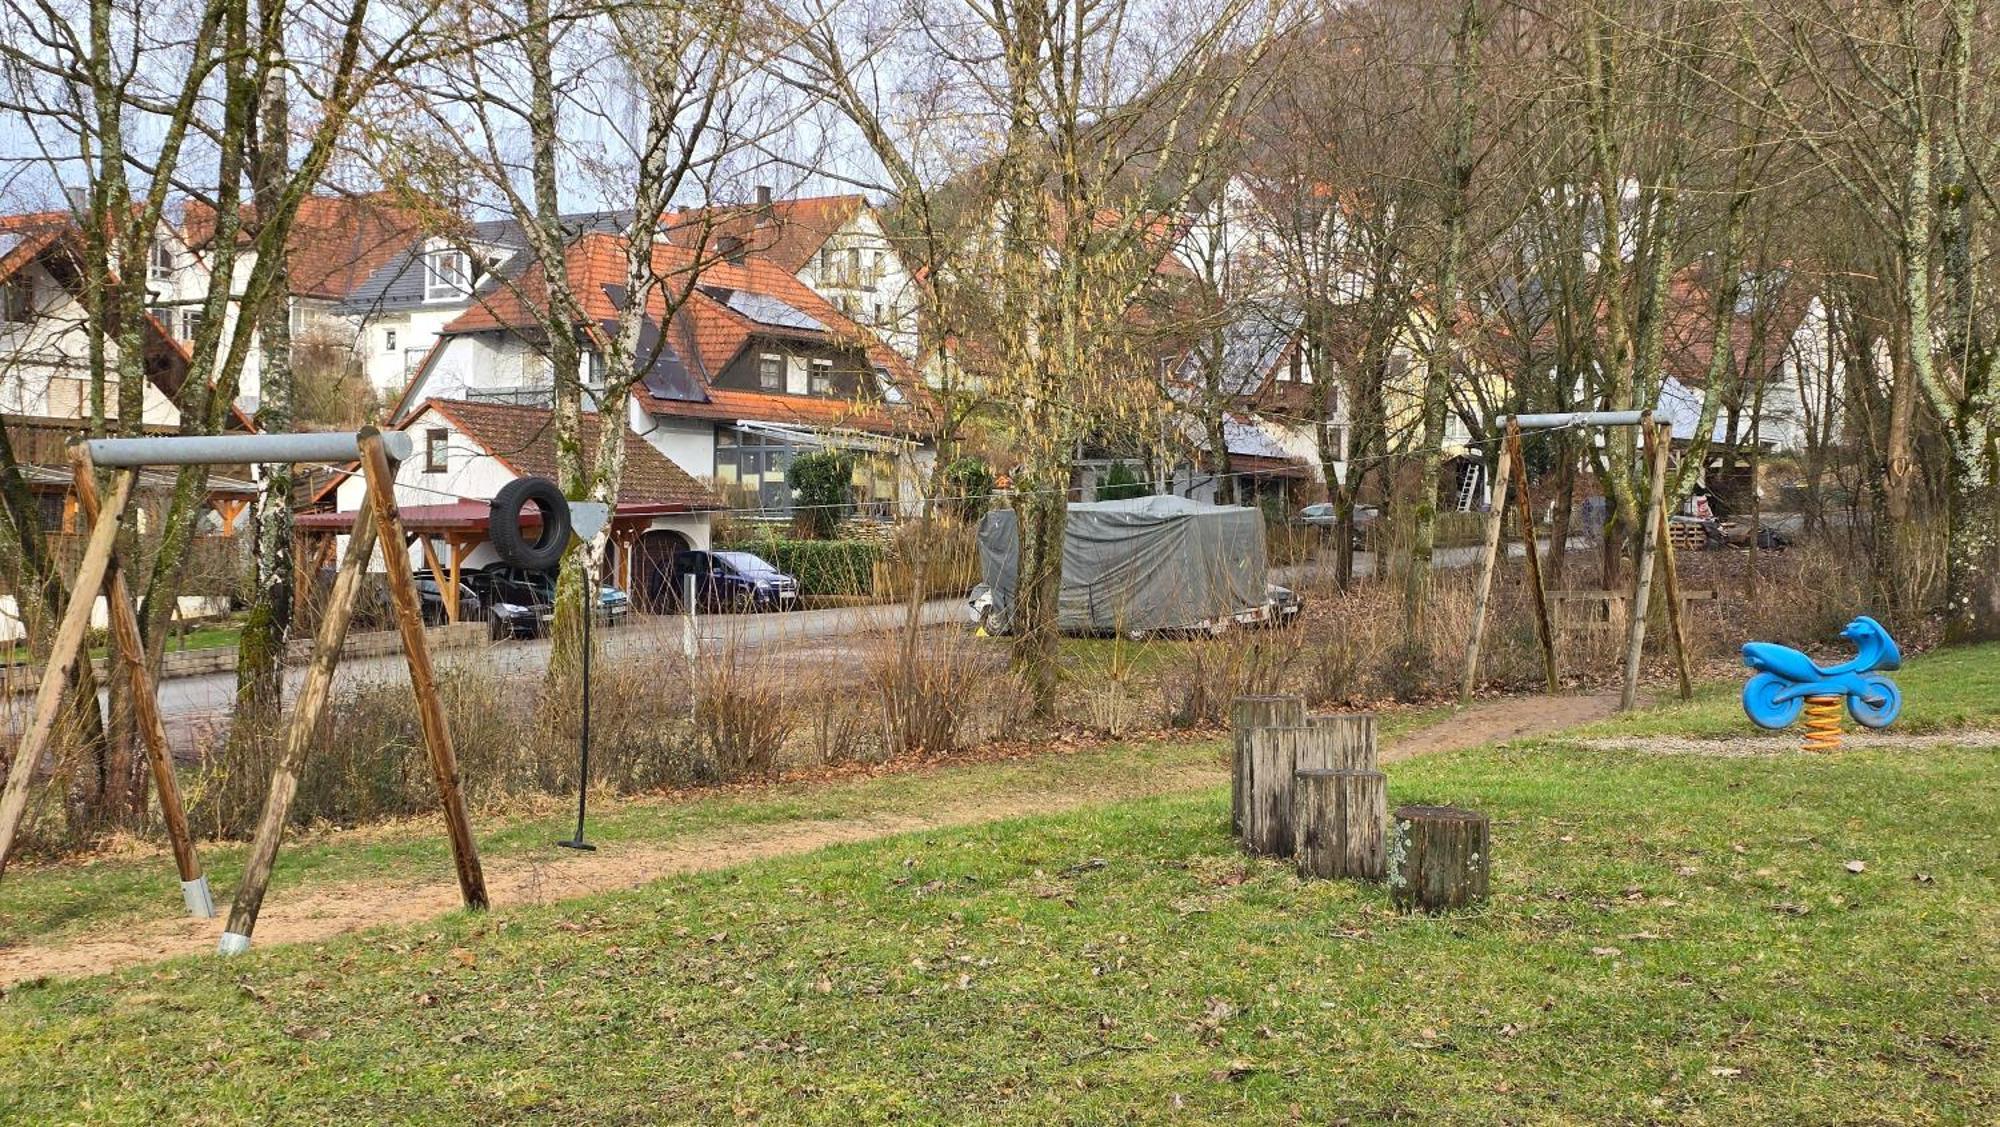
[216,932,252,956]
[181,876,217,919]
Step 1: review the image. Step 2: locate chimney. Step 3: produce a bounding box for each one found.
[755,185,772,208]
[718,234,746,264]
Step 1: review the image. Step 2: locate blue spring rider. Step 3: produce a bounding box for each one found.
[1741,616,1902,730]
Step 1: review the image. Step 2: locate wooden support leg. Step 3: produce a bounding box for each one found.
[0,468,135,878]
[419,536,453,623]
[359,429,488,912]
[1507,421,1559,693]
[219,495,379,952]
[1459,441,1513,703]
[1621,411,1671,711]
[69,448,209,915]
[1647,423,1694,702]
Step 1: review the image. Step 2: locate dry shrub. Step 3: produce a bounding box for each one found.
[1161,627,1303,728]
[693,648,792,782]
[809,689,883,766]
[532,661,705,795]
[868,623,982,756]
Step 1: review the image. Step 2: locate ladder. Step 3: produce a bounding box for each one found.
[1454,462,1483,511]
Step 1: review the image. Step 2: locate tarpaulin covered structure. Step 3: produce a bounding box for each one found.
[976,496,1268,633]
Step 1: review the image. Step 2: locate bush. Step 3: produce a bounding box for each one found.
[786,450,855,539]
[1095,461,1150,501]
[939,457,996,522]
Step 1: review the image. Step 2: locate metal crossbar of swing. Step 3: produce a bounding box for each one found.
[85,429,413,467]
[1492,410,1648,430]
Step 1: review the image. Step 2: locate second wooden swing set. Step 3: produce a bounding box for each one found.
[1458,409,1695,712]
[0,428,487,954]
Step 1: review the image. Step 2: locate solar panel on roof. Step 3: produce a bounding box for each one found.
[724,291,825,332]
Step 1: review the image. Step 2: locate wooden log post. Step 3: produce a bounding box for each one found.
[359,430,488,912]
[1293,768,1387,880]
[219,495,380,952]
[1243,725,1304,856]
[1388,805,1491,914]
[0,468,135,878]
[1229,695,1305,836]
[68,446,209,916]
[1459,439,1513,704]
[1306,712,1378,771]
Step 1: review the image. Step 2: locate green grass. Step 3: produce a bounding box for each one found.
[1573,640,2000,740]
[0,706,1447,951]
[3,734,1994,1123]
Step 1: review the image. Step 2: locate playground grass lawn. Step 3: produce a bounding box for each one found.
[3,663,1997,1122]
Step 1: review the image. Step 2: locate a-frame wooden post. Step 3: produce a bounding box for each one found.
[1505,420,1560,693]
[1620,411,1671,711]
[358,428,488,913]
[69,443,210,914]
[1644,421,1693,702]
[219,493,379,952]
[1459,437,1513,704]
[0,467,136,877]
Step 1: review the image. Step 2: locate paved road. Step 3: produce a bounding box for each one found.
[1270,538,1590,587]
[68,599,966,740]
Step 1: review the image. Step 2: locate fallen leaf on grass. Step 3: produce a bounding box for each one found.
[1912,872,1934,884]
[1844,860,1866,874]
[450,947,476,968]
[1590,947,1622,958]
[1210,1061,1259,1082]
[1709,1066,1742,1078]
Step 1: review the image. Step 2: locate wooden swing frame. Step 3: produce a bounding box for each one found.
[1459,410,1693,711]
[0,427,487,954]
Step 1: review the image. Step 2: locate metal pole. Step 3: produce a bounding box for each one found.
[684,572,698,721]
[559,559,597,852]
[1493,411,1647,431]
[85,430,412,467]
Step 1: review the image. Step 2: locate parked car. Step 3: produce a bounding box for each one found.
[1297,502,1381,549]
[464,565,631,640]
[666,550,801,613]
[412,568,484,628]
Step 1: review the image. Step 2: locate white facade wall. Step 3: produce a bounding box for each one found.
[0,258,182,426]
[794,209,921,361]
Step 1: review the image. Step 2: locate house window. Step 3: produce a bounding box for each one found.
[181,310,205,341]
[757,353,782,391]
[871,301,884,326]
[2,276,30,323]
[847,248,862,286]
[384,328,398,353]
[148,242,174,283]
[810,358,834,395]
[423,428,448,473]
[423,247,469,302]
[1286,348,1303,383]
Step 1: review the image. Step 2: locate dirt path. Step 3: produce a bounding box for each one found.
[0,692,1619,987]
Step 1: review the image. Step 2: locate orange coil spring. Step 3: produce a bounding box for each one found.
[1801,695,1843,752]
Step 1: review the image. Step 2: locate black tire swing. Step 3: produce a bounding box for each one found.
[488,476,572,570]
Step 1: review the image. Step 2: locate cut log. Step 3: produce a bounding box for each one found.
[1244,725,1307,856]
[1293,768,1387,880]
[1305,712,1378,771]
[1388,805,1490,914]
[1229,695,1305,836]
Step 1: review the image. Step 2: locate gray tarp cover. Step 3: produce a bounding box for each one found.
[977,496,1267,632]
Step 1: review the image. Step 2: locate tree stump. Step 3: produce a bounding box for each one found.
[1244,725,1311,856]
[1229,695,1305,836]
[1388,805,1490,913]
[1305,712,1378,771]
[1293,768,1386,880]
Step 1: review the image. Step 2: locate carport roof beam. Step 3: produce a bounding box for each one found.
[82,429,413,467]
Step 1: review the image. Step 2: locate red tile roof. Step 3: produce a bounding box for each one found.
[438,233,926,437]
[662,195,867,274]
[416,397,721,511]
[181,192,423,300]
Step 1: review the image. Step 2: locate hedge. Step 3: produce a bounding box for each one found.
[722,535,884,597]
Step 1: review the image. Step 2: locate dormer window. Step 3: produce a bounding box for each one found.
[423,246,470,302]
[148,242,174,284]
[809,358,833,395]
